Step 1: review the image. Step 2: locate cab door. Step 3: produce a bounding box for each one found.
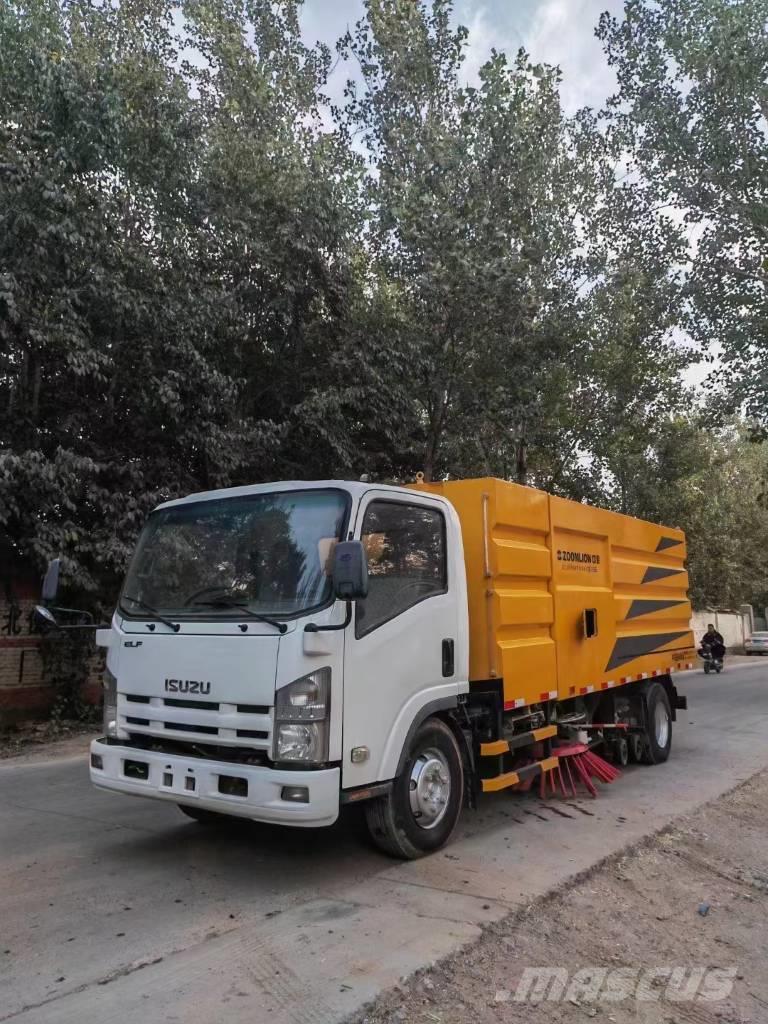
[342,491,463,789]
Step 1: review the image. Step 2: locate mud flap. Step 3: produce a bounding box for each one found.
[668,682,687,717]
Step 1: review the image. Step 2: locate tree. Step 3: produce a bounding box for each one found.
[337,1,597,480]
[598,0,768,420]
[336,0,692,489]
[0,0,361,593]
[2,0,754,622]
[637,422,768,609]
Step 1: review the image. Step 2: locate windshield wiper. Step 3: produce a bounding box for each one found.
[122,595,180,633]
[189,599,288,634]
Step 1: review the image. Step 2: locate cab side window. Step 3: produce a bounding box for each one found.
[356,501,447,638]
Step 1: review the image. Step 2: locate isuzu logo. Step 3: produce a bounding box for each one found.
[164,679,212,695]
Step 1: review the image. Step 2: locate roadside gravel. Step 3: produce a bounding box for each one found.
[353,771,768,1024]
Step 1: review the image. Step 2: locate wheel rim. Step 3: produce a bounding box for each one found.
[654,701,670,747]
[409,747,451,830]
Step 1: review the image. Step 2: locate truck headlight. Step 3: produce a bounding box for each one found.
[274,668,330,763]
[103,665,119,738]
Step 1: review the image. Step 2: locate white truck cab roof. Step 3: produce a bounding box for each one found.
[154,479,430,512]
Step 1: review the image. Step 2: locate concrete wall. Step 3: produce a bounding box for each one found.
[691,607,754,653]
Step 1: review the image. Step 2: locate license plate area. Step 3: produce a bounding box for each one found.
[160,765,197,793]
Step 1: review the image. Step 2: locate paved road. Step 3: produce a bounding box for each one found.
[2,661,768,1024]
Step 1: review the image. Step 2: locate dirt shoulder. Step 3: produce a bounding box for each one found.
[354,771,768,1024]
[0,721,99,762]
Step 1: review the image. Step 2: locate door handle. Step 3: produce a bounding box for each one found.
[442,638,455,678]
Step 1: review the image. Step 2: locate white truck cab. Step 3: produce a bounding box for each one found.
[90,480,470,856]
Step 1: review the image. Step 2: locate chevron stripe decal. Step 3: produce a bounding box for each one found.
[605,630,690,672]
[641,565,685,584]
[655,536,683,552]
[626,598,686,620]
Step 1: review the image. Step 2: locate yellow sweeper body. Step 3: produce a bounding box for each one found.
[412,477,696,711]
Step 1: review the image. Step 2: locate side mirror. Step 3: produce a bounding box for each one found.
[34,605,58,628]
[332,541,368,601]
[41,558,61,603]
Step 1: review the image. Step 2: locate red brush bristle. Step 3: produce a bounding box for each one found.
[553,745,621,798]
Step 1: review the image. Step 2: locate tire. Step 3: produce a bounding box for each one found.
[178,804,233,826]
[715,664,722,674]
[628,733,644,763]
[613,736,629,766]
[703,661,711,674]
[365,717,464,859]
[641,682,673,765]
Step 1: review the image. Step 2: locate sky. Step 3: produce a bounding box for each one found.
[300,0,626,113]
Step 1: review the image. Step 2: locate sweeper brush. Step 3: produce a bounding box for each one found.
[540,742,621,799]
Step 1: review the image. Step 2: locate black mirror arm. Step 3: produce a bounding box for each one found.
[305,601,352,633]
[48,622,110,631]
[50,606,95,623]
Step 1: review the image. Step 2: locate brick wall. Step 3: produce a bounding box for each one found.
[0,577,103,727]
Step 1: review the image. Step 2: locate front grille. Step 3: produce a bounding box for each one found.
[164,722,218,735]
[164,698,219,711]
[122,733,270,765]
[118,693,272,750]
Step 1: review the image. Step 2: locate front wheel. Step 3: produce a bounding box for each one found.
[365,717,464,859]
[641,682,673,765]
[703,661,711,674]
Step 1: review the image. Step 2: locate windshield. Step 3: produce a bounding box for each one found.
[120,489,349,619]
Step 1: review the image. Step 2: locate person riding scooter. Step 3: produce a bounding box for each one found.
[699,623,726,673]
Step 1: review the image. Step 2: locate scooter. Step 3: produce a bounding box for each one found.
[699,640,724,674]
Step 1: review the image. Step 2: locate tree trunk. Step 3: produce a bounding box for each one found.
[515,437,527,485]
[423,391,450,482]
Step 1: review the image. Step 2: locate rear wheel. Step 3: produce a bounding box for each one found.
[365,717,464,859]
[178,805,233,826]
[641,682,672,765]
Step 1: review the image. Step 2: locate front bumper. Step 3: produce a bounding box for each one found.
[90,740,340,827]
